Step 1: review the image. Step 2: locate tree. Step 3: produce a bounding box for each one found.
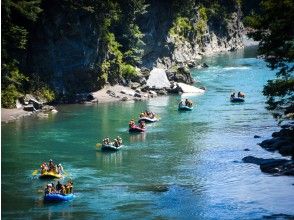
[247,0,294,119]
[1,0,43,107]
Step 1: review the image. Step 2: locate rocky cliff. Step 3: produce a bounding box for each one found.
[139,1,244,69]
[25,0,244,97]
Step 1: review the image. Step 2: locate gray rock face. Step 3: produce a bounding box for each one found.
[152,10,244,69]
[25,1,244,95]
[167,67,195,85]
[28,9,100,93]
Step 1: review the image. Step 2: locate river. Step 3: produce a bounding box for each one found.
[2,47,294,219]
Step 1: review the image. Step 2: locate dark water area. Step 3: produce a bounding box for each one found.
[2,47,294,219]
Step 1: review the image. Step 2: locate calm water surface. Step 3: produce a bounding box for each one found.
[2,47,294,219]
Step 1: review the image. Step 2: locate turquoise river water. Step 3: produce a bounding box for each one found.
[2,47,294,219]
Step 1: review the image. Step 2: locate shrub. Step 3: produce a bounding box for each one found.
[121,63,137,78]
[1,84,22,108]
[34,86,55,103]
[196,6,208,36]
[169,17,192,38]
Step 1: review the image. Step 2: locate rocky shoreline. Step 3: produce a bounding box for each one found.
[1,65,206,123]
[242,123,294,176]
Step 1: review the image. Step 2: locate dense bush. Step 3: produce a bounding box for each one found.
[1,85,22,108]
[34,86,55,103]
[169,17,192,38]
[121,64,137,78]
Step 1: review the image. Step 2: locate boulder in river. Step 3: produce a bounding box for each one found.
[242,156,294,176]
[258,126,294,157]
[146,68,171,89]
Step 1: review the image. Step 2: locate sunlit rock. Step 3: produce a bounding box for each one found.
[146,68,170,89]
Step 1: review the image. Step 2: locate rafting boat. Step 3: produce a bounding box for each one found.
[44,193,74,202]
[230,97,245,103]
[138,117,159,123]
[39,171,62,179]
[129,126,146,133]
[178,104,193,111]
[101,144,124,151]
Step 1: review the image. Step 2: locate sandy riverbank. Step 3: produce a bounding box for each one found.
[1,84,151,123]
[1,108,33,123]
[91,84,149,103]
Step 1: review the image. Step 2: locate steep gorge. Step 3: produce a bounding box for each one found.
[2,0,244,105]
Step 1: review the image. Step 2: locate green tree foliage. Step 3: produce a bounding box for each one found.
[1,63,29,108]
[196,6,208,36]
[1,0,42,62]
[1,0,247,106]
[1,0,43,107]
[96,0,147,84]
[247,0,294,118]
[169,17,193,39]
[121,63,137,78]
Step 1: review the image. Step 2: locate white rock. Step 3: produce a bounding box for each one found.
[146,68,170,89]
[177,83,205,94]
[51,109,58,113]
[128,90,136,96]
[149,91,157,95]
[16,99,22,109]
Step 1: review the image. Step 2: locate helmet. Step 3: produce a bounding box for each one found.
[49,159,53,162]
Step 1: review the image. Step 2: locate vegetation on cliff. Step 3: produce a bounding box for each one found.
[1,0,251,107]
[1,0,54,107]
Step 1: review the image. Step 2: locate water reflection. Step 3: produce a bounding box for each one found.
[96,150,124,167]
[148,96,170,107]
[129,132,146,143]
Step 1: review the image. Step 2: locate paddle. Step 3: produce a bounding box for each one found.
[62,170,68,176]
[155,114,161,119]
[32,169,39,176]
[37,189,44,193]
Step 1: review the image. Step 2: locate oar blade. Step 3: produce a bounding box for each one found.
[32,170,39,176]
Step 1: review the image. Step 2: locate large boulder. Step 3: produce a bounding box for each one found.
[23,104,36,111]
[140,67,151,78]
[272,128,294,138]
[242,156,294,176]
[242,156,286,165]
[259,135,294,157]
[130,82,141,90]
[260,160,294,176]
[174,66,195,84]
[146,68,171,89]
[166,66,195,84]
[127,73,147,86]
[21,94,43,110]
